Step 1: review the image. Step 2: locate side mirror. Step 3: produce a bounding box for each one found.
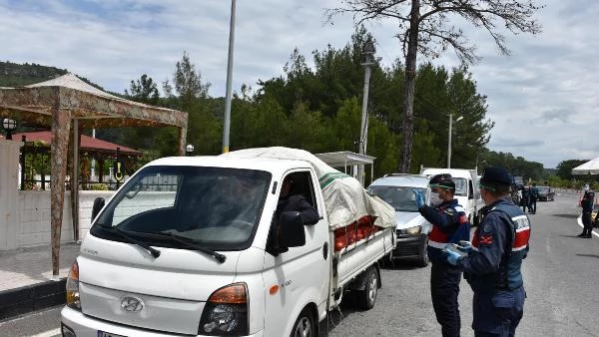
[91,197,106,223]
[279,211,306,248]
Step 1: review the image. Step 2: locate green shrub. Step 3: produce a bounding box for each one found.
[88,183,109,191]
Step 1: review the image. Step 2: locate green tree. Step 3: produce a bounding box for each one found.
[173,51,210,103]
[284,101,329,152]
[556,159,589,181]
[125,74,159,105]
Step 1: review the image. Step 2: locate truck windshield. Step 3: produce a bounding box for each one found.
[90,165,272,251]
[369,185,426,212]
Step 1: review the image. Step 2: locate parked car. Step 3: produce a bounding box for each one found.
[368,174,431,267]
[537,185,555,201]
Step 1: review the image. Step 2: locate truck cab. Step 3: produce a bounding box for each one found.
[420,167,480,224]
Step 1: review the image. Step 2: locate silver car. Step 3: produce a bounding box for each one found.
[368,174,431,267]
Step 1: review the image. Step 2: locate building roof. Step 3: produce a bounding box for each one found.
[14,131,141,156]
[314,151,376,167]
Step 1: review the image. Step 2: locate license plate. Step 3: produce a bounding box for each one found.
[98,331,127,337]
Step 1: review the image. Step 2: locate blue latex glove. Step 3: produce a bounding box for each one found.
[453,240,472,253]
[443,248,463,266]
[413,190,425,209]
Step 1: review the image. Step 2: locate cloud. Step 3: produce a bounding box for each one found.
[492,138,545,148]
[539,108,576,124]
[1,0,598,168]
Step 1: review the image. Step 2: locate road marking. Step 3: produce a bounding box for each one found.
[31,328,60,337]
[576,216,599,237]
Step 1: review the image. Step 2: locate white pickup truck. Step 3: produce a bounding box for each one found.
[61,147,396,337]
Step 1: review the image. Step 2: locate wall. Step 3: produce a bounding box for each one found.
[18,191,75,247]
[0,140,21,250]
[16,190,177,248]
[13,191,112,248]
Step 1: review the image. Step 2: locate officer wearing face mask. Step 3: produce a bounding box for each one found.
[413,174,471,337]
[444,167,531,337]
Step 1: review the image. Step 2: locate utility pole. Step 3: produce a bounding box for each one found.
[358,38,375,185]
[447,113,452,168]
[222,0,237,153]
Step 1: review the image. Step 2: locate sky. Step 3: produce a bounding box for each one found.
[0,0,597,168]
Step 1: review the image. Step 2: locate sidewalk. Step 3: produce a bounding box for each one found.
[0,243,80,320]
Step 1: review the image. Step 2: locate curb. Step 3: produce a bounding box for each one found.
[0,278,66,321]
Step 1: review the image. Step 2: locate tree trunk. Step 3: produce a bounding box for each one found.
[400,0,420,173]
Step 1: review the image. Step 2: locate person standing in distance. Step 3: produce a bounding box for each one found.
[579,187,595,239]
[413,174,471,337]
[444,167,531,337]
[529,183,538,215]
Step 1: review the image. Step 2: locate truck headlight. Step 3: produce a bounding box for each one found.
[66,261,81,310]
[398,225,421,236]
[199,283,249,336]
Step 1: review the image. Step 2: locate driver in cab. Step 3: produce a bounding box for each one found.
[275,177,320,226]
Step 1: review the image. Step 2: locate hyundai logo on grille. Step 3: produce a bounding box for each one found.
[121,296,144,312]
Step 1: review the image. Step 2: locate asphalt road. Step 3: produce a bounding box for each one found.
[2,192,597,337]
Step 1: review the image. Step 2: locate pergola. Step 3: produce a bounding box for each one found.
[0,74,188,276]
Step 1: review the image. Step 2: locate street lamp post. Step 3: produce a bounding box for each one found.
[222,0,237,154]
[447,113,463,168]
[1,118,17,140]
[357,38,376,185]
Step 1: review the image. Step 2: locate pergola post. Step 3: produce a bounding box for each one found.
[178,123,188,156]
[50,105,72,277]
[70,119,80,242]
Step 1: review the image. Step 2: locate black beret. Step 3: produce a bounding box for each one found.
[429,173,455,190]
[480,167,512,186]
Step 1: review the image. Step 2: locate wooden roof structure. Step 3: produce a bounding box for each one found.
[14,131,142,156]
[0,74,188,275]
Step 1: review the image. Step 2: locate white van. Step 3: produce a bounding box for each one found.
[420,167,480,224]
[61,148,396,337]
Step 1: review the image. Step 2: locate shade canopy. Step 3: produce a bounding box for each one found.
[572,157,599,175]
[0,73,188,276]
[0,73,188,131]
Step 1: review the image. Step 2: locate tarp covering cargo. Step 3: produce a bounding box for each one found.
[221,147,396,230]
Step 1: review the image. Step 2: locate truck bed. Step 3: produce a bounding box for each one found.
[332,226,395,292]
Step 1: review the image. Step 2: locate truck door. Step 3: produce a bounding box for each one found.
[262,170,329,336]
[468,179,475,221]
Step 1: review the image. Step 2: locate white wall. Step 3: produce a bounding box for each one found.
[17,191,75,247]
[77,191,115,241]
[0,140,21,250]
[15,190,177,248]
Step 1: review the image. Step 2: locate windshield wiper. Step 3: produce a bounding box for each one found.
[153,232,227,263]
[99,225,161,258]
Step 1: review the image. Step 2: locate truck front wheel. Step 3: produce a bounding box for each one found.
[355,267,379,310]
[290,309,316,337]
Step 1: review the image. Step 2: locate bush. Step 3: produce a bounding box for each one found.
[88,183,109,191]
